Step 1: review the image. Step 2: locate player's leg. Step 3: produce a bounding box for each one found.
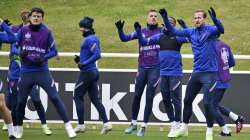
[136,67,159,136]
[200,72,217,140]
[6,80,18,136]
[177,73,201,137]
[87,70,111,135]
[30,85,52,135]
[73,72,89,133]
[3,80,18,132]
[160,76,175,137]
[168,76,182,137]
[0,93,16,140]
[1,85,9,131]
[37,71,76,138]
[213,88,231,136]
[0,79,15,139]
[16,73,33,138]
[125,68,146,134]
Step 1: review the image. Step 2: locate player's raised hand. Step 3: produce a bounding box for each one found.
[115,20,125,30]
[159,8,168,17]
[177,19,187,28]
[3,19,12,26]
[134,22,141,31]
[208,7,217,19]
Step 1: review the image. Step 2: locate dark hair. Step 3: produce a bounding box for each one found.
[79,16,94,29]
[194,9,207,18]
[30,7,45,17]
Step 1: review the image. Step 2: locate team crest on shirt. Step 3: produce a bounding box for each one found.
[221,47,230,70]
[24,32,31,39]
[221,47,229,64]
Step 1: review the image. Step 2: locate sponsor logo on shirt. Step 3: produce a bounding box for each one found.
[22,45,46,53]
[221,47,229,70]
[25,32,31,39]
[140,45,160,51]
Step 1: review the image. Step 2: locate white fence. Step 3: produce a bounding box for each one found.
[1,51,250,59]
[1,51,250,72]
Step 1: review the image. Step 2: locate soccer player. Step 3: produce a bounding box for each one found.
[213,39,245,135]
[159,7,224,140]
[14,7,76,138]
[134,17,189,138]
[4,9,52,136]
[177,18,245,134]
[73,16,112,135]
[0,18,17,140]
[115,9,161,136]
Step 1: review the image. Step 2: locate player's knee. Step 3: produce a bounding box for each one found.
[0,95,6,111]
[50,96,60,104]
[31,96,41,102]
[32,100,42,107]
[184,97,191,103]
[163,99,171,106]
[172,99,181,106]
[203,102,214,113]
[0,103,7,112]
[134,93,142,99]
[73,94,82,103]
[91,99,101,106]
[0,103,4,112]
[146,93,154,100]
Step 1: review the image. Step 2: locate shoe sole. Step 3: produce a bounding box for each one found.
[101,128,112,135]
[45,133,53,136]
[75,130,85,133]
[69,135,77,139]
[124,129,136,134]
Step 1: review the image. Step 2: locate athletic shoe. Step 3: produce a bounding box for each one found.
[2,123,8,131]
[136,127,145,137]
[100,124,112,135]
[15,126,23,139]
[124,124,137,134]
[167,126,177,138]
[206,134,213,140]
[235,116,245,133]
[220,131,231,136]
[175,129,188,138]
[42,126,53,135]
[74,125,86,133]
[9,135,16,140]
[65,125,77,139]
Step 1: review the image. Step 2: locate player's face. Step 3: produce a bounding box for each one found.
[194,12,205,28]
[80,27,89,35]
[163,18,176,32]
[146,12,158,25]
[30,12,43,25]
[169,18,176,27]
[21,12,30,25]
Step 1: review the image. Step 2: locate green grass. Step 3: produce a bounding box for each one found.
[1,0,250,69]
[0,123,250,140]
